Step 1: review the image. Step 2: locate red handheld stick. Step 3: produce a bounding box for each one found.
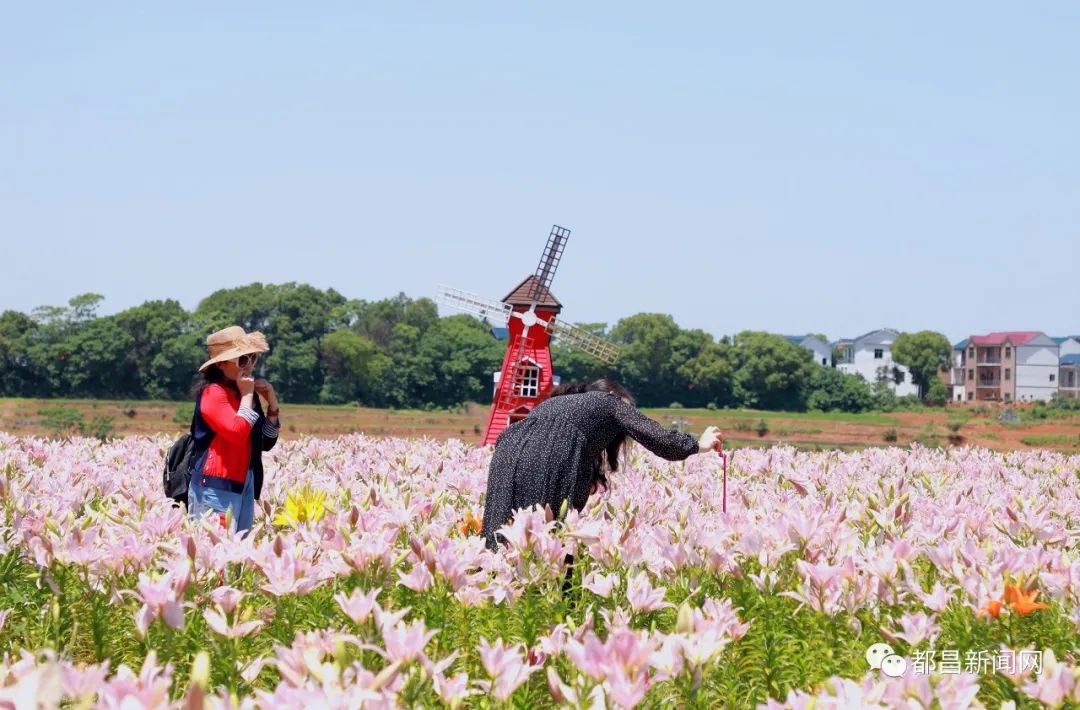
[718,439,728,514]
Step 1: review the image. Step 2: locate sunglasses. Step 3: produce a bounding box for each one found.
[236,354,258,368]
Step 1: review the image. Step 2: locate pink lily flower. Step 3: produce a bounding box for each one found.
[626,571,672,613]
[380,617,437,664]
[334,587,380,626]
[477,637,538,701]
[203,607,264,639]
[583,571,620,598]
[880,612,938,648]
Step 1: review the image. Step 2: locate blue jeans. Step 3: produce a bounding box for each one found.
[188,470,255,533]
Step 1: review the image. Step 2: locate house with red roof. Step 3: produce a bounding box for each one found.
[958,331,1059,402]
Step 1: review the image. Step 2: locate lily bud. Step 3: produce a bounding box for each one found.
[190,651,211,688]
[676,601,695,634]
[547,666,566,703]
[333,638,350,667]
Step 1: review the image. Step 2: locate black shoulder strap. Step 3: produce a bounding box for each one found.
[190,384,203,435]
[191,384,214,444]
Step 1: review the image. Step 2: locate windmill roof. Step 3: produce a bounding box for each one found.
[968,331,1042,346]
[501,275,562,311]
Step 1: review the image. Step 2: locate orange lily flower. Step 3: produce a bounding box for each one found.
[1007,585,1049,616]
[979,598,1003,618]
[459,511,482,536]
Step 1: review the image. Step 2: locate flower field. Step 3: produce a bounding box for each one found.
[1,432,1079,708]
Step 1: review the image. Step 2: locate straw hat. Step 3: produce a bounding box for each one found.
[198,326,270,372]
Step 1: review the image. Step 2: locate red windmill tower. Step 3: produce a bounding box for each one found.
[436,225,620,445]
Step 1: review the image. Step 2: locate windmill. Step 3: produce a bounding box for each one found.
[436,225,619,445]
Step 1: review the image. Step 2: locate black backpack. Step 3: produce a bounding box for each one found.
[163,388,212,507]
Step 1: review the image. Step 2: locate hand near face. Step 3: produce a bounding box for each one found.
[237,374,256,396]
[254,379,274,399]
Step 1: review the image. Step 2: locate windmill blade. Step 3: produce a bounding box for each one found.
[435,286,513,326]
[529,225,570,303]
[548,318,620,364]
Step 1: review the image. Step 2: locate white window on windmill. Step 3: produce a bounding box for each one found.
[513,358,541,398]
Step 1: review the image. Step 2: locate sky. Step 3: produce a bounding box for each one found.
[2,2,1078,344]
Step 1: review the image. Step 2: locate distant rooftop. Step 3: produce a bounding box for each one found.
[968,331,1042,346]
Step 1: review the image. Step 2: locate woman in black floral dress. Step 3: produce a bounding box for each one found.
[480,379,723,550]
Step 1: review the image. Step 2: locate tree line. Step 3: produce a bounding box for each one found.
[0,284,952,411]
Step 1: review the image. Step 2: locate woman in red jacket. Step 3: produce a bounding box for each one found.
[188,326,281,533]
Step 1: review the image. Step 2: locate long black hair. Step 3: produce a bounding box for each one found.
[189,364,236,398]
[549,378,636,487]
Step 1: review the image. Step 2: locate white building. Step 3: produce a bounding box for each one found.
[1015,333,1060,402]
[1057,337,1080,399]
[783,335,832,367]
[833,328,919,397]
[1057,336,1080,358]
[949,339,967,402]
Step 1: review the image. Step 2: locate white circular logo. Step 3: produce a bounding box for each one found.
[865,642,894,670]
[880,654,908,678]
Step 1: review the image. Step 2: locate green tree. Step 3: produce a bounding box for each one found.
[550,342,609,386]
[25,294,129,397]
[55,317,136,397]
[195,283,276,334]
[152,331,205,399]
[405,315,505,407]
[677,339,736,408]
[0,311,41,396]
[870,379,898,412]
[803,366,874,412]
[114,300,196,398]
[731,332,814,410]
[892,331,952,399]
[319,330,390,404]
[609,313,682,405]
[925,377,948,406]
[668,329,733,407]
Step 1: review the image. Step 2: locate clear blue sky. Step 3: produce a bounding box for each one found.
[2,2,1078,343]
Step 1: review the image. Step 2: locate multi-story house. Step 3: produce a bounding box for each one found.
[1056,336,1080,399]
[960,332,1060,402]
[833,328,918,396]
[948,339,968,402]
[783,335,832,367]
